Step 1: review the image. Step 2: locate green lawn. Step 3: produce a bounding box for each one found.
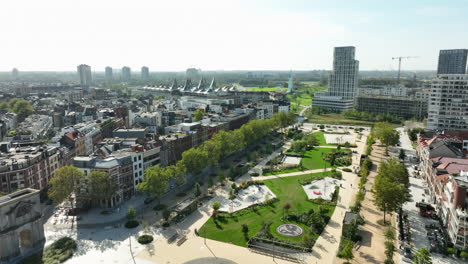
[307,113,378,126]
[245,86,282,91]
[312,131,335,146]
[301,147,349,170]
[199,171,337,247]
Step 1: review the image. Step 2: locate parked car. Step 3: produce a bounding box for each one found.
[144,197,155,204]
[403,247,413,259]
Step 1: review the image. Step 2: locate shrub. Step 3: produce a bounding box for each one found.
[30,237,78,264]
[125,220,139,228]
[162,222,170,227]
[384,241,395,259]
[302,233,316,248]
[250,172,259,177]
[138,235,154,244]
[342,168,352,172]
[460,250,468,259]
[384,259,394,264]
[384,227,395,241]
[153,204,167,211]
[126,206,136,221]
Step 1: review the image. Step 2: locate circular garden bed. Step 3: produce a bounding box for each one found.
[276,224,304,237]
[137,235,154,244]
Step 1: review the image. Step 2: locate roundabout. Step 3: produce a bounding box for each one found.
[276,224,303,237]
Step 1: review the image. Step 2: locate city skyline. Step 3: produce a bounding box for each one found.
[1,0,468,71]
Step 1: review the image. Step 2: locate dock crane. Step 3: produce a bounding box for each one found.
[392,56,418,84]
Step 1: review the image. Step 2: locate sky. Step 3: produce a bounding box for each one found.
[1,0,467,71]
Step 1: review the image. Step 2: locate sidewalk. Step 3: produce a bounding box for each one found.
[308,131,367,264]
[349,143,389,264]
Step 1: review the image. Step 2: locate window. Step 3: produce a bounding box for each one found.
[139,171,142,176]
[139,164,142,169]
[138,155,142,161]
[133,157,137,162]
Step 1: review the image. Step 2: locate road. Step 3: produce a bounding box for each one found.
[396,127,463,264]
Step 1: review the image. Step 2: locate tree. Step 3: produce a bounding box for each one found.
[48,165,84,207]
[379,158,410,187]
[399,149,406,161]
[127,206,136,221]
[180,148,208,175]
[341,240,354,263]
[194,182,201,197]
[137,165,170,204]
[241,224,249,240]
[413,247,432,264]
[218,171,226,185]
[373,172,407,223]
[193,109,204,122]
[212,201,221,221]
[162,209,171,221]
[9,99,34,122]
[373,122,400,154]
[88,170,118,203]
[229,188,236,200]
[283,203,291,219]
[166,163,187,186]
[212,201,221,211]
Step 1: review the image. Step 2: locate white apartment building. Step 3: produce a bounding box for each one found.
[313,46,359,112]
[427,74,468,130]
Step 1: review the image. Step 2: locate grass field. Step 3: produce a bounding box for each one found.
[306,113,377,126]
[199,171,337,247]
[245,86,282,91]
[264,147,348,176]
[312,131,335,146]
[300,147,348,170]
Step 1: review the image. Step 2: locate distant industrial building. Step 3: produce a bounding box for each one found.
[11,68,18,79]
[437,49,468,75]
[313,46,359,112]
[141,66,149,80]
[105,66,113,82]
[77,64,92,87]
[427,74,468,130]
[356,96,427,119]
[122,66,131,82]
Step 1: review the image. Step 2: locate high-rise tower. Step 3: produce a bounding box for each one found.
[122,66,131,82]
[312,46,359,112]
[287,72,294,93]
[77,64,92,87]
[105,66,113,82]
[141,66,149,81]
[437,49,468,75]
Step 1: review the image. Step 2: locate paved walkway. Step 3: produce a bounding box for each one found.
[349,143,389,264]
[309,131,367,264]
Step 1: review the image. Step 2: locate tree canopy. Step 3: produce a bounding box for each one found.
[193,109,204,122]
[1,98,34,122]
[88,170,118,202]
[48,165,84,205]
[373,158,408,223]
[373,122,400,152]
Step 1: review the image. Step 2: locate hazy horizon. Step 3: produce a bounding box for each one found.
[2,0,467,71]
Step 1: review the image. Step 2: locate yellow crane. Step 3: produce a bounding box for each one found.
[392,56,418,84]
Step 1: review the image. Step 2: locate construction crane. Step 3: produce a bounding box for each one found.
[392,56,418,84]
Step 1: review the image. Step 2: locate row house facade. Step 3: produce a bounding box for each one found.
[0,144,60,195]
